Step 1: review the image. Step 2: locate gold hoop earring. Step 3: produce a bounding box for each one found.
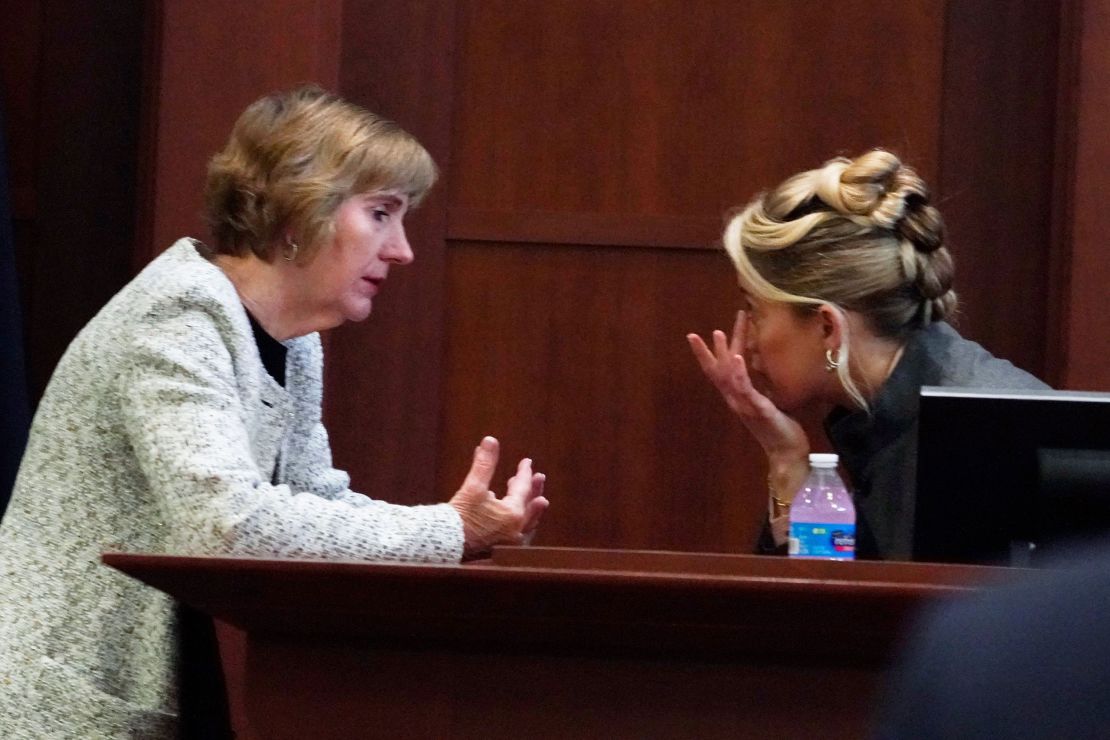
[824,348,840,372]
[283,235,300,262]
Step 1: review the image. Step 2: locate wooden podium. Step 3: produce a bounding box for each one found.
[104,548,1018,739]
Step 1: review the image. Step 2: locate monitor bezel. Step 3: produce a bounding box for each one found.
[913,385,1110,566]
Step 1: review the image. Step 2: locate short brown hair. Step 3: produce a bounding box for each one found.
[204,85,437,261]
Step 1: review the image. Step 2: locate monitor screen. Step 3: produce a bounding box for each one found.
[914,386,1110,566]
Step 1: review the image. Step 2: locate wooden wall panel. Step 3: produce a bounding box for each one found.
[328,0,458,503]
[0,2,41,223]
[449,0,945,228]
[9,0,145,400]
[937,0,1062,380]
[1064,0,1110,391]
[1,0,42,377]
[138,0,342,264]
[438,243,776,551]
[438,0,951,551]
[429,0,1080,551]
[4,0,1077,556]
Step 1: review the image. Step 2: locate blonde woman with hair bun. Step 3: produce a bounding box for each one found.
[688,149,1047,560]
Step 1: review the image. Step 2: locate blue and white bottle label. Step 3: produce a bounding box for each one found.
[788,522,856,559]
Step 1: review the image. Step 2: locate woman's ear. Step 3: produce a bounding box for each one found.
[815,303,847,350]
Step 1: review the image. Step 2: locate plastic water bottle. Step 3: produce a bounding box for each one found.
[788,453,856,559]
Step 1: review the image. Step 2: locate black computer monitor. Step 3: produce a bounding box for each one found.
[914,386,1110,566]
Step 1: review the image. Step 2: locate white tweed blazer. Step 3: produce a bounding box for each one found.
[0,238,464,738]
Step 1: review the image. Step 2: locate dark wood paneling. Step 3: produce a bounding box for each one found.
[132,0,164,274]
[437,0,948,551]
[107,552,1017,740]
[937,0,1062,380]
[1044,0,1081,389]
[438,242,775,551]
[0,2,41,221]
[328,0,458,503]
[450,0,945,218]
[448,209,723,249]
[1064,0,1110,390]
[139,0,342,264]
[22,0,145,399]
[1,0,43,372]
[125,0,1095,561]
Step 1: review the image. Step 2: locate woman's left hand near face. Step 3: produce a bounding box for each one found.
[449,437,549,560]
[686,310,811,461]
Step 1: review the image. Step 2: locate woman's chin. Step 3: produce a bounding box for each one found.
[342,300,373,324]
[753,377,792,410]
[765,387,805,413]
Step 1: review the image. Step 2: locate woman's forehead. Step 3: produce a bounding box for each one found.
[353,189,408,207]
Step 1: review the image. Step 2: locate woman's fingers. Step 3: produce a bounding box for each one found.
[529,471,546,504]
[729,361,780,419]
[690,329,754,409]
[506,467,547,538]
[522,489,548,533]
[689,324,785,430]
[505,459,548,507]
[460,436,500,496]
[686,333,716,373]
[730,310,746,356]
[687,331,743,386]
[453,453,547,557]
[687,319,811,459]
[503,457,534,503]
[711,328,731,360]
[519,473,547,534]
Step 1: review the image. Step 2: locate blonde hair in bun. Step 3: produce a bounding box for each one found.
[724,149,956,409]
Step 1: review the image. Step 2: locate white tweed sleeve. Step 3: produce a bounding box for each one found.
[117,309,464,563]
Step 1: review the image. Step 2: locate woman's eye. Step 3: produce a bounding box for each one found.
[372,209,389,222]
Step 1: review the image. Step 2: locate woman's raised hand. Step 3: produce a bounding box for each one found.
[449,437,548,560]
[686,310,810,463]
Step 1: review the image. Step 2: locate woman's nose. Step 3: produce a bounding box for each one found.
[384,225,414,265]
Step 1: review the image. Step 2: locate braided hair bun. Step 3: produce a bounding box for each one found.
[726,149,959,338]
[723,149,960,409]
[833,151,956,323]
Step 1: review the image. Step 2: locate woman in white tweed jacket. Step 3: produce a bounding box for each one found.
[0,86,548,738]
